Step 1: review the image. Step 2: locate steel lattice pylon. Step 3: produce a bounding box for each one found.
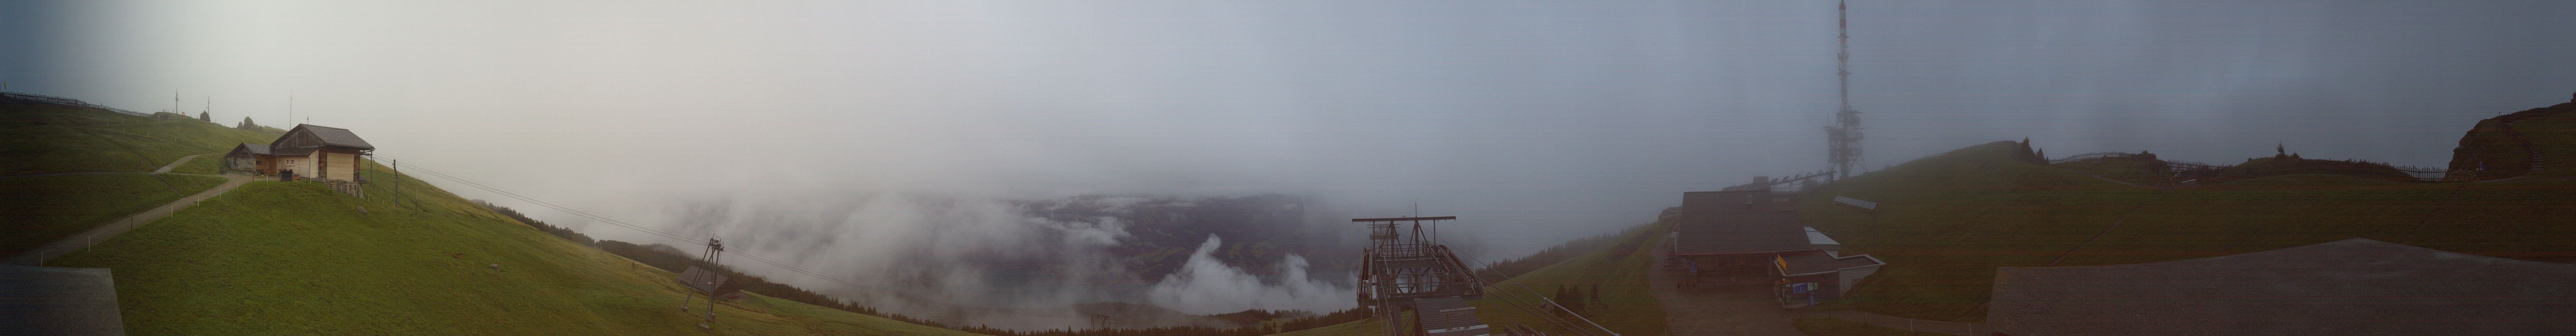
[1352,216,1485,336]
[1825,0,1865,180]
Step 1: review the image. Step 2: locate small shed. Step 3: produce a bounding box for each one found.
[224,143,275,175]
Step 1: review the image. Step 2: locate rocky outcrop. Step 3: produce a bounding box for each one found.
[2447,92,2576,180]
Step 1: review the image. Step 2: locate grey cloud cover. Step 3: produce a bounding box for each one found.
[4,0,2570,328]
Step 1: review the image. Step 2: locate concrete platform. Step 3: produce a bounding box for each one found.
[0,265,125,336]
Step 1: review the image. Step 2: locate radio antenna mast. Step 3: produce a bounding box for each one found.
[1823,0,1865,180]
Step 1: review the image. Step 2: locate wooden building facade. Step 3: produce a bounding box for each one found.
[227,124,375,196]
[224,143,277,175]
[1667,189,1884,308]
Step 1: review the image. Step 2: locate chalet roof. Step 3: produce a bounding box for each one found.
[1988,238,2576,335]
[1672,190,1813,256]
[279,124,374,150]
[231,143,271,156]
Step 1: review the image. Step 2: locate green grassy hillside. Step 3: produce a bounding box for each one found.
[4,98,253,255]
[0,172,226,256]
[2211,156,2417,182]
[12,99,980,335]
[1795,141,2576,322]
[1275,221,1671,336]
[2448,94,2576,180]
[49,174,980,334]
[0,104,280,175]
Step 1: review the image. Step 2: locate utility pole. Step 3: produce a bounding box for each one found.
[1823,0,1865,180]
[392,159,401,207]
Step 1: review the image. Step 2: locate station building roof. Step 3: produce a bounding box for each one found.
[1672,190,1812,256]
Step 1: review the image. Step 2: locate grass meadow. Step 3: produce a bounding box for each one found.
[1795,141,2576,322]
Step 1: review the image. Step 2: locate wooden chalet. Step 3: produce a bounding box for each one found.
[1666,189,1883,308]
[226,124,375,196]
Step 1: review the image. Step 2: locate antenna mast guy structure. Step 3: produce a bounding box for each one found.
[1823,0,1864,180]
[1353,216,1489,336]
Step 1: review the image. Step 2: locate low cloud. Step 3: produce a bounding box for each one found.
[654,193,1139,330]
[1147,234,1355,314]
[642,192,1355,330]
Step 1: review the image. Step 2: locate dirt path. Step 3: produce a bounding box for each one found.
[2047,166,2150,188]
[152,153,210,174]
[1647,245,1803,336]
[1,153,213,178]
[1648,244,1991,335]
[2,173,252,266]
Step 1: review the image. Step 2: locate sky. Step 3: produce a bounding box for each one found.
[7,0,2573,327]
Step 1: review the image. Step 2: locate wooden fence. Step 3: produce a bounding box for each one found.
[3,189,216,266]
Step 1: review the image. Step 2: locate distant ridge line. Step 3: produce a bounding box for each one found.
[2,92,152,117]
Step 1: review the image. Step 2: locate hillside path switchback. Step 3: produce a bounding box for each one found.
[3,171,252,266]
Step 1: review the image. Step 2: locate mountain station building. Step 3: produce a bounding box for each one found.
[1667,189,1884,308]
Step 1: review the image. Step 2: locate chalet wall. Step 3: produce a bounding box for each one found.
[323,151,358,182]
[279,155,309,177]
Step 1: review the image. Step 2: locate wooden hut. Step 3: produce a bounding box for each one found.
[224,143,276,175]
[266,124,375,196]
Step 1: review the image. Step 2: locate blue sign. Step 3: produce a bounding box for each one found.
[1788,282,1810,293]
